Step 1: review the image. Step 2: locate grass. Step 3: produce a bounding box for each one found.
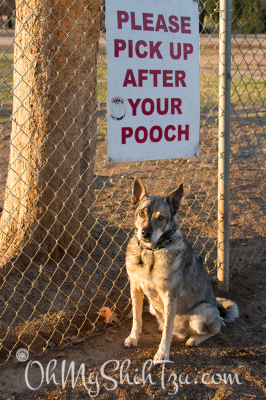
[0,53,13,124]
[96,53,107,139]
[231,76,266,106]
[200,71,266,122]
[0,46,265,134]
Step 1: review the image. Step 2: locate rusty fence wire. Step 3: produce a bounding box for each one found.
[0,0,265,364]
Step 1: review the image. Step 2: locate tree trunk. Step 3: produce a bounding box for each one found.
[0,0,103,274]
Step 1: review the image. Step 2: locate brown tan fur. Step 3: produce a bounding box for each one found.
[124,178,239,364]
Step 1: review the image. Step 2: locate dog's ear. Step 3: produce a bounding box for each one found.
[132,178,147,208]
[165,183,183,213]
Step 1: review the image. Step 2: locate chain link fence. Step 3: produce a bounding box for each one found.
[0,0,265,364]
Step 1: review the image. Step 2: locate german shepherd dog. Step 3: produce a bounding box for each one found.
[124,178,238,363]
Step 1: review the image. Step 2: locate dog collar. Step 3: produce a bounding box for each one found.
[140,236,173,251]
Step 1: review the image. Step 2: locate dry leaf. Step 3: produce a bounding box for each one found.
[97,307,112,318]
[97,307,120,324]
[106,313,119,324]
[108,329,118,334]
[63,335,85,344]
[106,332,112,342]
[73,338,86,343]
[63,335,77,342]
[56,352,65,358]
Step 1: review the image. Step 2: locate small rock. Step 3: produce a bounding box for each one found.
[48,341,57,349]
[32,280,39,289]
[261,185,266,199]
[230,221,237,226]
[108,329,118,334]
[236,360,248,367]
[56,352,65,358]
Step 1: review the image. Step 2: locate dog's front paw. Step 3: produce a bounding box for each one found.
[186,333,214,347]
[153,346,169,364]
[186,337,198,347]
[124,331,141,348]
[186,336,203,347]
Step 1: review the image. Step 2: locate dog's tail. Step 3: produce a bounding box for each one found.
[216,297,239,323]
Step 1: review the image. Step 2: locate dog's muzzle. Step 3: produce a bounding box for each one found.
[141,228,152,240]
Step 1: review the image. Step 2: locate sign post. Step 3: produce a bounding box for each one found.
[106,0,200,163]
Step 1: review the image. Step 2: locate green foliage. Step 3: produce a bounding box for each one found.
[0,53,13,124]
[202,0,266,33]
[204,0,219,24]
[235,0,266,33]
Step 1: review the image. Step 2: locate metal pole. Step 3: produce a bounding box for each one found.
[217,0,232,291]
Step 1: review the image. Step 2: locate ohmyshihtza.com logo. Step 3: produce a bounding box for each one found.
[18,351,243,397]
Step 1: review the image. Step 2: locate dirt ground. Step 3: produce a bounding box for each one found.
[0,30,266,399]
[0,261,265,399]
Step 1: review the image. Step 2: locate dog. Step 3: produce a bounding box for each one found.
[124,178,238,363]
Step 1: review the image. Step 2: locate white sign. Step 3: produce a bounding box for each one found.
[106,0,200,163]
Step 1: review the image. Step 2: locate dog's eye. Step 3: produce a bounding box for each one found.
[158,215,165,221]
[139,211,145,218]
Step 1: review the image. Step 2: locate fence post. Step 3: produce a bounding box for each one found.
[217,0,232,291]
